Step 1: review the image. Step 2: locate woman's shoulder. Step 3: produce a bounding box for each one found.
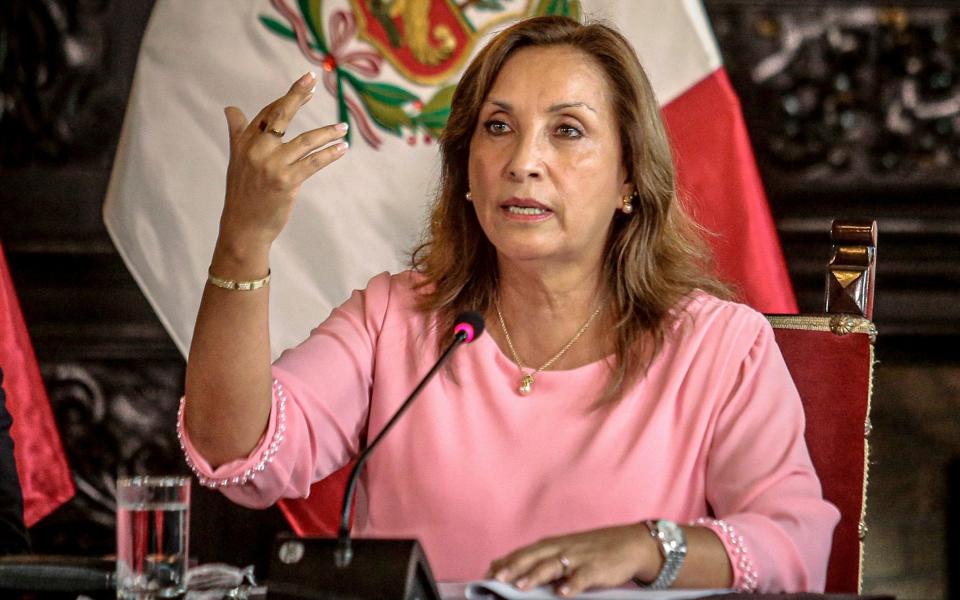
[346,270,432,333]
[670,289,771,341]
[359,269,427,308]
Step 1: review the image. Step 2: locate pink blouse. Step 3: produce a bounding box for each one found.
[178,271,839,592]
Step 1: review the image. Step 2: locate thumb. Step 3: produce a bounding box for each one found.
[223,106,248,146]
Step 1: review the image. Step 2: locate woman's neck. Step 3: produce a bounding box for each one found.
[490,256,611,370]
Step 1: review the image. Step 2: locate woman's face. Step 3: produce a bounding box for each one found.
[467,44,630,269]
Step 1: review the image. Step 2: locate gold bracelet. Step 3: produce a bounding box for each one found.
[207,268,271,291]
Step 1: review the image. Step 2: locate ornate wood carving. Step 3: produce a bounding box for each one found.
[0,0,117,165]
[706,1,960,335]
[826,220,878,318]
[28,360,186,555]
[707,3,960,191]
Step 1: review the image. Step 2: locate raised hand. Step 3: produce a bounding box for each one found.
[185,73,354,469]
[218,71,349,258]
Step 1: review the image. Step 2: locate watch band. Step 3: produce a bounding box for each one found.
[637,519,688,590]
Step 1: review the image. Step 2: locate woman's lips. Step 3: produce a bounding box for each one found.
[501,206,552,221]
[500,197,553,220]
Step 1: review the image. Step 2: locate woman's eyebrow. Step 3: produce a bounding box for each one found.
[483,100,596,114]
[548,101,596,114]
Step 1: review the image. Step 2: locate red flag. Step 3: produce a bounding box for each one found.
[663,69,798,313]
[0,241,74,526]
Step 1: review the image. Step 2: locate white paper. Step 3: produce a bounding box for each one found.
[438,580,734,599]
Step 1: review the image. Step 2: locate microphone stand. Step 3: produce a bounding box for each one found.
[267,314,483,600]
[335,327,471,568]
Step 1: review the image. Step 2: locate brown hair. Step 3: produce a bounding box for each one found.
[410,15,730,400]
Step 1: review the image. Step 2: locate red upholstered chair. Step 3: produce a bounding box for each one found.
[278,221,878,594]
[764,220,877,593]
[766,314,874,593]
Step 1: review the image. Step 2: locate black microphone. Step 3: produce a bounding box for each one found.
[336,311,484,565]
[266,312,485,600]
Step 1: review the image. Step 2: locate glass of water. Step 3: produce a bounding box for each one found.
[116,476,190,599]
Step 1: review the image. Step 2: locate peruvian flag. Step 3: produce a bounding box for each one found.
[0,241,75,526]
[104,0,795,533]
[619,0,798,312]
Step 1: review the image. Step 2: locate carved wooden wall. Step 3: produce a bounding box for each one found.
[705,1,960,336]
[0,0,288,571]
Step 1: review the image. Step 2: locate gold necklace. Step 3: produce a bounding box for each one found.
[494,299,604,395]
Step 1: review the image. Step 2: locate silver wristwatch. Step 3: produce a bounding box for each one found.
[638,519,688,590]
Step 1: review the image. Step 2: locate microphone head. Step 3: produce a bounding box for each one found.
[453,311,485,343]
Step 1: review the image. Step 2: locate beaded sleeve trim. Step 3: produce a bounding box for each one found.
[177,379,288,489]
[692,517,758,592]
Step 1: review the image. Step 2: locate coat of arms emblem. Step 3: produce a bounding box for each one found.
[262,0,580,148]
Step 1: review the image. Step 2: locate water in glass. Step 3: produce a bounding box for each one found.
[116,476,190,599]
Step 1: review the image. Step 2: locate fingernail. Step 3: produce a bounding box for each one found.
[298,71,316,87]
[493,569,508,582]
[515,577,528,589]
[558,585,571,596]
[336,122,349,132]
[335,141,349,152]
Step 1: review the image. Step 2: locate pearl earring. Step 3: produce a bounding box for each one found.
[465,191,473,201]
[621,193,635,214]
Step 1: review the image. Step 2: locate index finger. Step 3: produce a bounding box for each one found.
[250,71,317,138]
[489,538,564,581]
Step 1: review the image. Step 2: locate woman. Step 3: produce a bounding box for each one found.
[180,16,838,595]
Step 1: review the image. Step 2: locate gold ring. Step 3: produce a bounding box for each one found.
[558,554,571,578]
[258,120,285,137]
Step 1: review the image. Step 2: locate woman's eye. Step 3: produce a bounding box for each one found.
[484,120,511,135]
[556,124,583,139]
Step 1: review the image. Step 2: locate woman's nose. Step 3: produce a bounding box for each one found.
[506,133,544,180]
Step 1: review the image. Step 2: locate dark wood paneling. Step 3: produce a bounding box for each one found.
[0,0,286,565]
[706,0,960,334]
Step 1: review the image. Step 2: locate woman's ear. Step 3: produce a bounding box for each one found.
[619,171,634,202]
[618,160,633,198]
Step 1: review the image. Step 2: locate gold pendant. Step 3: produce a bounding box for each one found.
[518,374,534,395]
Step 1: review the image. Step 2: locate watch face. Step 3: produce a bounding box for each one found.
[656,519,687,552]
